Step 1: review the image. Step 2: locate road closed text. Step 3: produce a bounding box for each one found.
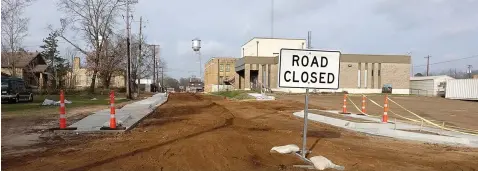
[279,49,340,89]
[283,55,335,84]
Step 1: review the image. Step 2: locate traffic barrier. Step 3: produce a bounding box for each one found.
[382,94,389,123]
[59,90,66,128]
[361,95,366,114]
[340,94,350,114]
[110,90,116,129]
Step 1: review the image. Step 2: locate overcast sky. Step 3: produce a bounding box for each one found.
[23,0,478,79]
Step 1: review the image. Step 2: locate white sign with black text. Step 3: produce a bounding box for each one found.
[278,49,341,89]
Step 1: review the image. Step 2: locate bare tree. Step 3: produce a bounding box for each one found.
[64,47,78,89]
[56,0,124,93]
[97,32,153,90]
[97,31,127,89]
[1,0,33,77]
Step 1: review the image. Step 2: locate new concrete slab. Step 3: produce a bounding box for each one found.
[69,93,168,132]
[294,110,478,147]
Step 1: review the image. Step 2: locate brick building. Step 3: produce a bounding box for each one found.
[203,57,237,92]
[66,57,125,89]
[204,37,411,94]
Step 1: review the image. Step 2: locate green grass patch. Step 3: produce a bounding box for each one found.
[211,90,255,100]
[1,94,129,114]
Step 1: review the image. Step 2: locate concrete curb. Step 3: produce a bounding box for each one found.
[294,110,478,147]
[67,93,168,132]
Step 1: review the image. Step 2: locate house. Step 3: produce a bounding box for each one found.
[66,57,125,89]
[1,52,50,90]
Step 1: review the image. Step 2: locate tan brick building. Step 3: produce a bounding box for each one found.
[203,57,237,92]
[66,57,125,89]
[205,38,412,94]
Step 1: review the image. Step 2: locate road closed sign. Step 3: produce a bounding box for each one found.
[278,49,341,89]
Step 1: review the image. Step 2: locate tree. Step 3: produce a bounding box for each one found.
[1,0,33,77]
[97,31,127,89]
[414,73,423,77]
[179,78,189,87]
[64,47,78,88]
[40,31,68,88]
[163,77,179,91]
[56,0,125,93]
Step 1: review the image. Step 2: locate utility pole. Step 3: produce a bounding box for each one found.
[425,55,431,76]
[137,16,142,95]
[150,45,159,92]
[467,65,473,78]
[125,0,132,99]
[271,0,274,38]
[307,31,312,49]
[161,66,164,93]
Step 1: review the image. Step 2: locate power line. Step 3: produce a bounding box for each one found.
[413,55,478,68]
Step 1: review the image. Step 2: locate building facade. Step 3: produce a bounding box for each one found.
[203,57,237,92]
[205,37,412,94]
[67,57,125,89]
[410,75,454,96]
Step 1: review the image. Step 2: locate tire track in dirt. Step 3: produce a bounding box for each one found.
[4,93,478,171]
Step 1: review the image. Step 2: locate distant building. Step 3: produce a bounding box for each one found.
[473,74,478,79]
[410,75,454,96]
[186,77,203,92]
[66,57,125,89]
[203,37,412,94]
[204,57,237,92]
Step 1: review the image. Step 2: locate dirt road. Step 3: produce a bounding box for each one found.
[3,93,478,171]
[278,94,478,130]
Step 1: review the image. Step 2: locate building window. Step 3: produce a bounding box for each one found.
[220,64,224,72]
[225,64,230,72]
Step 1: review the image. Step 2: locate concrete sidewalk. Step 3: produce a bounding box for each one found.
[69,93,168,132]
[294,110,478,147]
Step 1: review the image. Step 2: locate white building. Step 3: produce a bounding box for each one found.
[241,37,306,57]
[236,37,411,94]
[410,75,454,96]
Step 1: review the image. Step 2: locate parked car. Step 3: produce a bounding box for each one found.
[1,76,34,103]
[382,84,393,93]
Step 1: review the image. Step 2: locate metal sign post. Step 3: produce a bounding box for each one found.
[302,88,309,158]
[278,48,341,163]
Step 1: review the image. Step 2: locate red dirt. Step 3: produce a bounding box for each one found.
[2,93,478,171]
[278,94,478,130]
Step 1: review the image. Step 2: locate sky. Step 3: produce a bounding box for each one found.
[22,0,478,79]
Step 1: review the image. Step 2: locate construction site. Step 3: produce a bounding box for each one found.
[3,37,478,171]
[3,0,478,170]
[1,91,478,170]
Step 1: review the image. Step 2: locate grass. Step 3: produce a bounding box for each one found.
[1,94,129,114]
[211,90,256,100]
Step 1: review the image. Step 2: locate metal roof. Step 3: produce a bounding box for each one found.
[410,75,454,81]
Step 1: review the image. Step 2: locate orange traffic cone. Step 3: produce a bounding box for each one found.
[59,90,66,129]
[340,94,350,114]
[110,90,116,129]
[382,94,389,123]
[361,95,366,114]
